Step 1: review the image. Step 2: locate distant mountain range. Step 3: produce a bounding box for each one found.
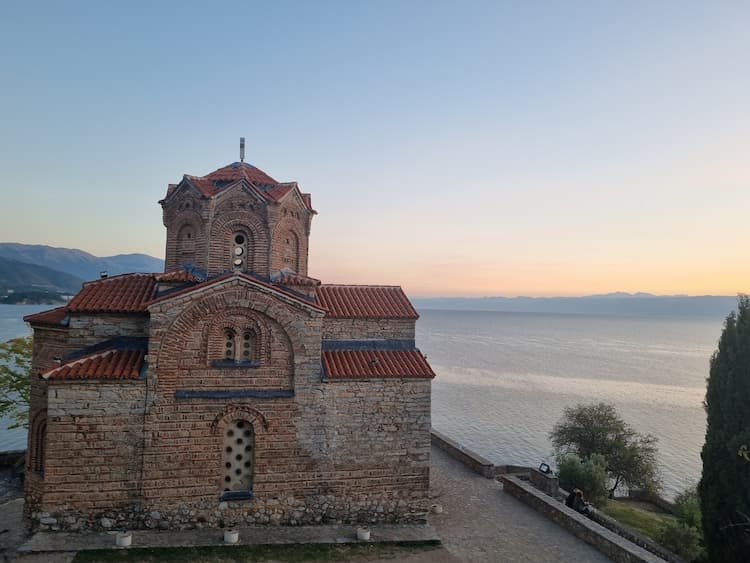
[0,243,164,283]
[0,256,83,293]
[0,243,164,303]
[0,243,739,318]
[411,293,739,319]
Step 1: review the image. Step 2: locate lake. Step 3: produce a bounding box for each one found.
[418,309,722,498]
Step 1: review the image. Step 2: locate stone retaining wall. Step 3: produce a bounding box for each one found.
[430,430,494,478]
[501,474,667,563]
[587,505,684,563]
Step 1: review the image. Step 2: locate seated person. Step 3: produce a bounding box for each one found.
[565,488,579,508]
[571,489,592,515]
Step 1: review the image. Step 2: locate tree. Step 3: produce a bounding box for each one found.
[549,402,660,497]
[0,336,32,429]
[557,452,609,505]
[699,296,750,562]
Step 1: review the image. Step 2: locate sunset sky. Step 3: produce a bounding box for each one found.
[1,1,748,297]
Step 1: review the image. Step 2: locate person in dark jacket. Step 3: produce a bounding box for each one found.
[571,489,591,515]
[565,488,578,508]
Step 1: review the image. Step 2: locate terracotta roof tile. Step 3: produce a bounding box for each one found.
[67,273,156,313]
[204,162,278,186]
[168,163,315,211]
[264,183,294,201]
[315,285,418,319]
[322,350,434,379]
[23,306,68,327]
[43,349,145,381]
[182,162,278,198]
[148,272,325,311]
[154,269,200,283]
[271,269,321,287]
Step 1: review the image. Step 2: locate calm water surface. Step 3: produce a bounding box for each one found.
[0,305,722,497]
[0,304,49,450]
[417,309,722,498]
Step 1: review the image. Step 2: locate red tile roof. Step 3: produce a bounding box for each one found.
[264,183,295,202]
[204,162,278,185]
[272,269,321,287]
[148,272,325,312]
[170,162,315,212]
[322,350,434,379]
[154,269,200,283]
[67,273,156,313]
[43,349,145,381]
[23,306,68,327]
[315,285,418,319]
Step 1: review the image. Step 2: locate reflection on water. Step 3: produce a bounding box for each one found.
[418,309,721,499]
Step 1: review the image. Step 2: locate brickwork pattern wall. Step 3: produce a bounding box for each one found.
[207,202,269,276]
[67,315,149,342]
[163,195,208,272]
[322,318,415,340]
[268,200,311,277]
[28,280,432,532]
[31,382,147,531]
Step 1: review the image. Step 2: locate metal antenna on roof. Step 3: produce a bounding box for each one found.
[240,137,245,163]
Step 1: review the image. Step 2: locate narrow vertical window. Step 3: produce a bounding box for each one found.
[222,420,254,495]
[231,232,249,271]
[282,231,299,271]
[224,329,236,360]
[177,224,196,264]
[31,417,46,473]
[242,331,255,361]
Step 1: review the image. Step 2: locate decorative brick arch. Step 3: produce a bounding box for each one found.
[154,283,310,388]
[210,404,269,434]
[201,306,284,364]
[272,217,307,275]
[209,211,269,275]
[165,210,204,270]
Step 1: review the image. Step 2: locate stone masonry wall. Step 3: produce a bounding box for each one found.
[206,198,270,276]
[36,376,431,532]
[32,381,146,531]
[32,281,431,531]
[25,326,84,521]
[67,314,148,342]
[321,318,415,340]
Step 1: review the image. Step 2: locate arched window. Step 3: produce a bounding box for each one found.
[30,414,47,474]
[230,232,251,271]
[222,419,254,497]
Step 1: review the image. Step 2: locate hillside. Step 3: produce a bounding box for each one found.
[0,243,164,282]
[411,293,738,319]
[0,256,83,295]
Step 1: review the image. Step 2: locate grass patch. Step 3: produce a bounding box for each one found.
[72,541,441,563]
[599,499,676,541]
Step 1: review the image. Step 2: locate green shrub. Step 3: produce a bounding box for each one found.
[674,486,702,529]
[557,453,608,506]
[657,520,704,562]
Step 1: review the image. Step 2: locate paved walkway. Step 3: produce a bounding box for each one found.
[4,445,613,562]
[421,445,612,562]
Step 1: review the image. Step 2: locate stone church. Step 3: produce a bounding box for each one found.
[23,155,434,531]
